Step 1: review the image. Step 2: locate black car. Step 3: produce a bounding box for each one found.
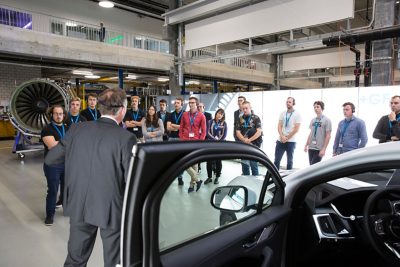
[120,141,400,267]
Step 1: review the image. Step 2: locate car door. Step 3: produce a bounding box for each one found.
[121,141,290,267]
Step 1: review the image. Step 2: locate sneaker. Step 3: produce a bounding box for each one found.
[196,180,203,192]
[178,178,184,186]
[56,200,62,208]
[214,177,219,184]
[188,186,194,193]
[44,215,54,226]
[204,178,213,184]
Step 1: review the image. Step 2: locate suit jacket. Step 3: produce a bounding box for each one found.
[45,117,137,229]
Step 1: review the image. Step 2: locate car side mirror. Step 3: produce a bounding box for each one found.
[211,186,248,212]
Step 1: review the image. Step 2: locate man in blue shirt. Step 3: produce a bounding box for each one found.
[333,102,368,156]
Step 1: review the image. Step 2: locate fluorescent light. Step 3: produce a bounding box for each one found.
[127,75,137,79]
[22,21,32,29]
[66,21,77,27]
[99,1,114,8]
[158,77,169,82]
[73,70,92,75]
[85,75,101,79]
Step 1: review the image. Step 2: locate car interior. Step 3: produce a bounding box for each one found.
[288,169,400,267]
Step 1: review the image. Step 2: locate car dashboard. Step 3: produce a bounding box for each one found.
[306,170,397,241]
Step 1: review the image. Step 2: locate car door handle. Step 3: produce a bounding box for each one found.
[243,225,274,249]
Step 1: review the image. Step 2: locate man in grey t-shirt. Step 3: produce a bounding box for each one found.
[304,101,332,165]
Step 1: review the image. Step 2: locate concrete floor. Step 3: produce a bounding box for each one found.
[0,140,103,266]
[0,140,268,266]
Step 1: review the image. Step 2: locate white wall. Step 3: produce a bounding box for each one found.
[157,86,399,170]
[1,0,163,38]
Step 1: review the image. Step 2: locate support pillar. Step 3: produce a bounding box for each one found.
[371,0,396,85]
[118,68,124,89]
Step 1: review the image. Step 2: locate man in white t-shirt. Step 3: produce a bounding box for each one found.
[274,97,302,170]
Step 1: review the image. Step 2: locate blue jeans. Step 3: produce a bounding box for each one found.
[241,160,259,175]
[274,141,296,170]
[43,163,64,217]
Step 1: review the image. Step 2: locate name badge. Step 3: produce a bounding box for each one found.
[312,141,317,145]
[339,143,343,148]
[189,132,194,138]
[133,127,138,131]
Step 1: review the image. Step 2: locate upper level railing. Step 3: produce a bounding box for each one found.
[0,5,170,54]
[186,48,270,72]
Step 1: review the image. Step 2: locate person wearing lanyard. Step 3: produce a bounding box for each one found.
[205,108,227,185]
[179,96,206,193]
[233,96,246,141]
[304,101,332,165]
[41,105,69,226]
[274,97,302,170]
[157,99,171,141]
[236,101,263,175]
[66,97,86,126]
[81,93,101,121]
[333,102,368,156]
[123,95,145,141]
[142,105,164,142]
[197,102,213,173]
[167,97,185,185]
[373,95,400,143]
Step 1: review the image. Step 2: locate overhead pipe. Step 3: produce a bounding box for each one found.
[322,25,400,47]
[323,25,400,87]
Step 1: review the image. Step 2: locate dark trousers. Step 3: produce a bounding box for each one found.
[64,221,120,267]
[43,163,64,217]
[308,149,322,165]
[241,160,259,175]
[207,160,222,178]
[274,141,296,170]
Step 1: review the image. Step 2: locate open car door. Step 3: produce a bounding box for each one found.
[121,141,290,267]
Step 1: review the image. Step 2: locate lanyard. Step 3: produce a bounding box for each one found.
[243,116,251,128]
[341,119,352,140]
[89,108,97,121]
[69,112,80,123]
[189,112,198,127]
[285,111,294,128]
[214,121,221,131]
[313,116,323,138]
[132,110,140,121]
[174,110,183,124]
[160,112,166,122]
[52,122,65,139]
[388,114,400,131]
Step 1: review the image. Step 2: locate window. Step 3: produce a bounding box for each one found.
[0,8,32,29]
[158,158,278,251]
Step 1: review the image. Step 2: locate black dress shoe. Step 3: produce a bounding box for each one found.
[204,178,213,184]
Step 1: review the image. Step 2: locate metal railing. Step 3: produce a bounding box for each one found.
[186,48,270,72]
[0,4,170,54]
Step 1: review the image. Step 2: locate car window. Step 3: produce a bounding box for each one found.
[158,158,280,251]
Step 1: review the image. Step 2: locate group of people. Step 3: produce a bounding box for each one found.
[39,89,400,267]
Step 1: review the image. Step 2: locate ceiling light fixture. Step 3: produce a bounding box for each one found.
[158,77,169,82]
[127,75,137,79]
[72,70,93,75]
[99,1,114,8]
[85,75,101,79]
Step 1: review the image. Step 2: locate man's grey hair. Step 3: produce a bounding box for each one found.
[98,88,127,116]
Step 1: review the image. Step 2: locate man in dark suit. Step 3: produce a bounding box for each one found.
[45,88,137,267]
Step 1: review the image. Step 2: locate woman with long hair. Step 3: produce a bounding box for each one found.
[141,105,164,142]
[205,108,227,184]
